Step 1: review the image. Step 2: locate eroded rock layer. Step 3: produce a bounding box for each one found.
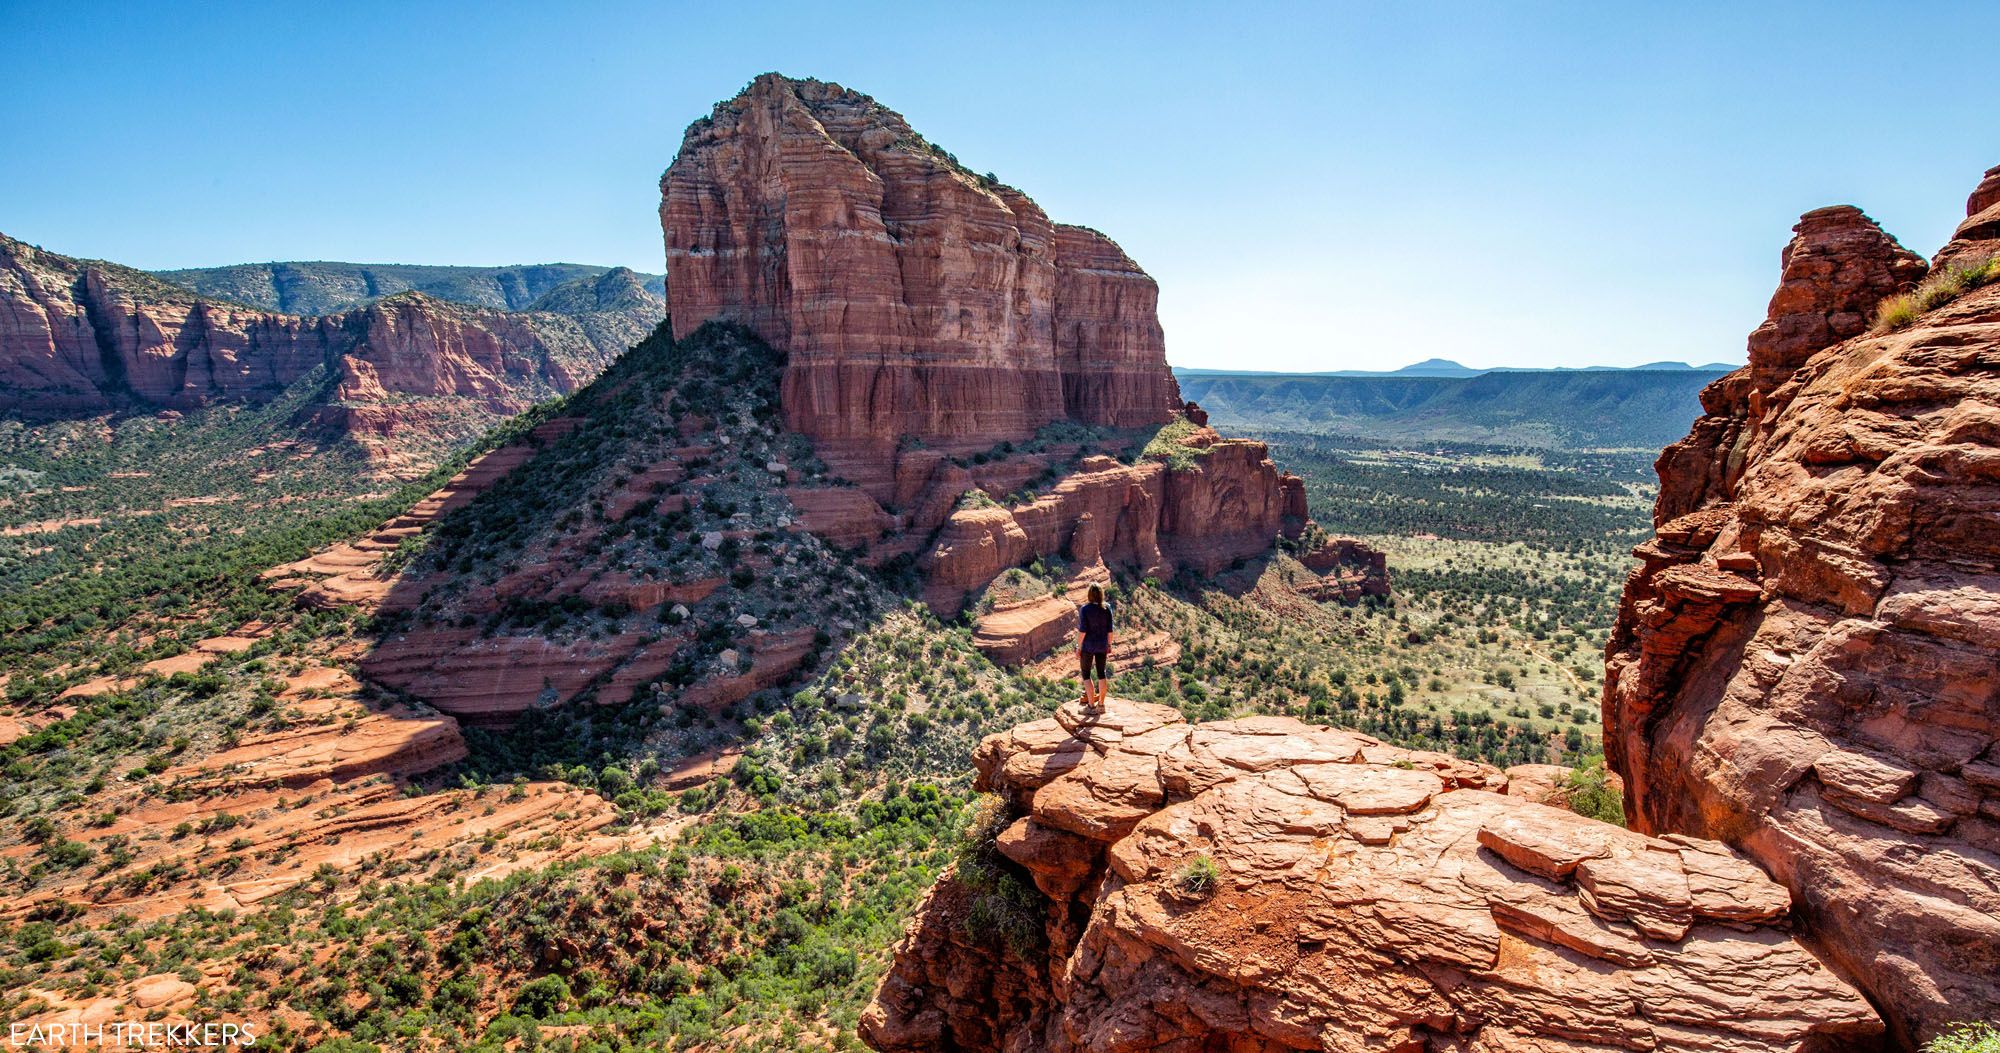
[862,700,1878,1052]
[660,73,1182,474]
[919,431,1310,614]
[0,234,658,465]
[1606,173,2000,1046]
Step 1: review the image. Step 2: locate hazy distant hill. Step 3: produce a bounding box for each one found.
[154,260,667,315]
[1176,366,1731,450]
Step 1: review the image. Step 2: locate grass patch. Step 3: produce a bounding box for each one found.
[1875,255,2000,331]
[951,794,1044,954]
[1173,854,1220,899]
[1141,417,1210,471]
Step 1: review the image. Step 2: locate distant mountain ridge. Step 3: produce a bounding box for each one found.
[154,259,667,315]
[1176,357,1740,377]
[1176,364,1731,450]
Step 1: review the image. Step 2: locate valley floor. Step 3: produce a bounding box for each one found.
[0,392,1648,1050]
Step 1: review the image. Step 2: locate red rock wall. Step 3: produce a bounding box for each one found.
[0,238,337,414]
[1605,177,2000,1047]
[0,234,646,464]
[659,74,1181,469]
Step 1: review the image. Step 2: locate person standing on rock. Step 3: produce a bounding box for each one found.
[1077,583,1114,705]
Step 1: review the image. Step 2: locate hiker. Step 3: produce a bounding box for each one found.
[1077,583,1114,705]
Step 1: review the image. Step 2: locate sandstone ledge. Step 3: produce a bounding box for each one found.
[863,700,1879,1053]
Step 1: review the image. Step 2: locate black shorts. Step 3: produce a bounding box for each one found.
[1079,650,1108,679]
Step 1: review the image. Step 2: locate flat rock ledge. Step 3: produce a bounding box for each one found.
[862,699,1880,1053]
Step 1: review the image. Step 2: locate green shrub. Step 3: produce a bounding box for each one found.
[1564,758,1625,826]
[512,973,572,1018]
[1140,418,1211,471]
[1927,1023,2000,1053]
[1174,854,1221,898]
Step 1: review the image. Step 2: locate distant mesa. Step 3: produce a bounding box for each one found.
[1175,365,1731,450]
[1387,356,1483,377]
[1176,358,1739,379]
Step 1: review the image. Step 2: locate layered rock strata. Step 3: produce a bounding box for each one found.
[660,73,1182,482]
[862,699,1879,1052]
[1606,170,2000,1046]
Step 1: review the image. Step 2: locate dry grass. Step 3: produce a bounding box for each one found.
[1875,255,2000,332]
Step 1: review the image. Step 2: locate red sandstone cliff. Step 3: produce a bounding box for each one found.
[1605,173,2000,1046]
[863,699,1879,1052]
[660,74,1182,487]
[0,234,658,466]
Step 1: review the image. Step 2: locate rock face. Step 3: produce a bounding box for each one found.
[862,699,1879,1052]
[660,73,1182,483]
[0,234,659,465]
[1606,171,2000,1046]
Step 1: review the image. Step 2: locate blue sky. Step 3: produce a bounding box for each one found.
[2,1,1989,371]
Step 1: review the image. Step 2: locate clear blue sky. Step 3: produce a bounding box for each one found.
[3,1,1989,371]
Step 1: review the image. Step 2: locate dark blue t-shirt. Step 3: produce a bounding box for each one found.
[1078,601,1112,653]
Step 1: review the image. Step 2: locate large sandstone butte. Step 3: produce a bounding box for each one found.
[863,699,1879,1052]
[661,73,1182,488]
[661,75,1351,614]
[1607,170,2000,1045]
[0,233,659,467]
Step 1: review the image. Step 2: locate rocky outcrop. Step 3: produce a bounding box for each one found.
[1744,206,1927,389]
[862,700,1879,1052]
[920,435,1309,614]
[660,74,1182,485]
[0,234,658,465]
[1934,164,2000,271]
[1297,534,1390,602]
[0,664,667,925]
[1606,170,2000,1047]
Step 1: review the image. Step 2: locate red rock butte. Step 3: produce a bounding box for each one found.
[660,73,1184,487]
